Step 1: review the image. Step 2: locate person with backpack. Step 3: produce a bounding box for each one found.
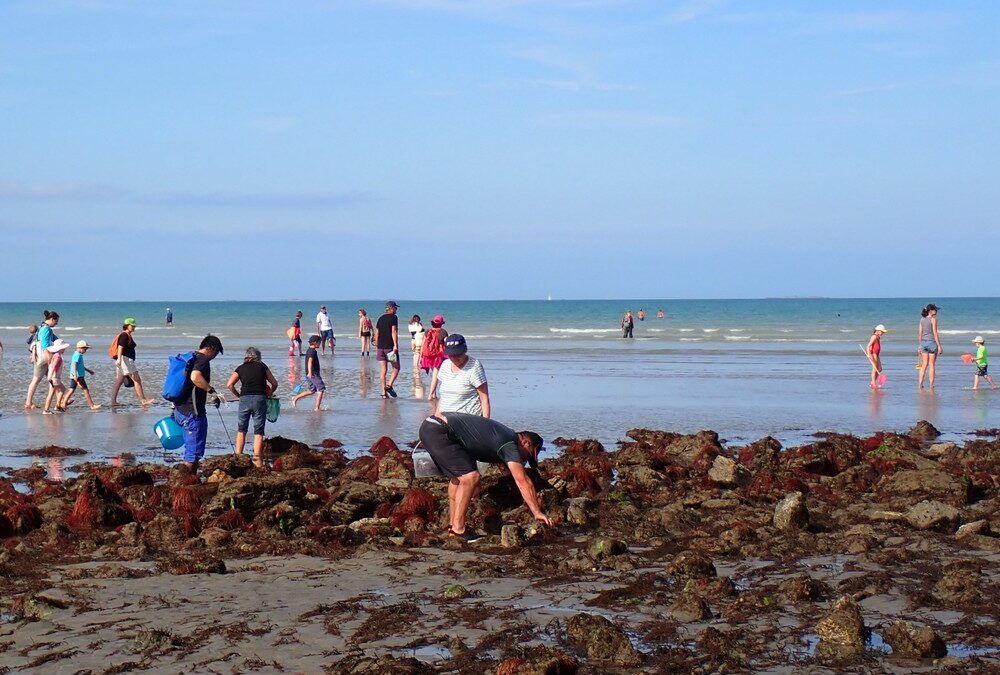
[110,318,155,407]
[358,308,374,357]
[421,315,448,400]
[170,335,224,473]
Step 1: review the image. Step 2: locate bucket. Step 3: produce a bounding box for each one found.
[153,416,185,450]
[412,450,444,478]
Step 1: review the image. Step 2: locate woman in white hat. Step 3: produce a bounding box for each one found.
[866,325,888,389]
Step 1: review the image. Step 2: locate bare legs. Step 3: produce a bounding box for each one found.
[449,471,481,534]
[235,432,266,467]
[918,352,937,390]
[111,372,154,406]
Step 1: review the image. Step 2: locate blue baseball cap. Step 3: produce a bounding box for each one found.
[443,333,467,356]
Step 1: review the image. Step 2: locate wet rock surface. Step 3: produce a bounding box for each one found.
[0,424,998,672]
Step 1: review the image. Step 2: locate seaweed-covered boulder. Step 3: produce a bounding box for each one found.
[908,420,941,440]
[882,621,946,658]
[878,469,969,508]
[667,550,716,582]
[377,448,414,488]
[668,591,712,622]
[65,476,133,529]
[202,472,307,520]
[496,647,578,675]
[904,500,960,533]
[326,482,394,525]
[708,456,751,487]
[565,613,642,666]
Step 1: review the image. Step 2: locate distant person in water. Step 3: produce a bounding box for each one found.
[866,325,888,389]
[165,307,173,326]
[25,310,59,410]
[289,310,304,356]
[656,309,665,319]
[971,336,997,390]
[621,310,634,339]
[637,308,646,321]
[917,304,943,390]
[110,318,155,406]
[358,309,373,356]
[316,305,335,355]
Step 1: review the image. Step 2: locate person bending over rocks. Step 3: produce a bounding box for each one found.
[418,412,550,542]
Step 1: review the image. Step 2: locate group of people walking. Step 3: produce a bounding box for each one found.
[863,304,995,390]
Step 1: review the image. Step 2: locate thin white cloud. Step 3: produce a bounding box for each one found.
[668,0,728,25]
[538,109,687,129]
[0,181,372,209]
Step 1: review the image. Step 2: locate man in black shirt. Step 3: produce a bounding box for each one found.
[374,300,401,398]
[173,335,224,473]
[418,412,551,542]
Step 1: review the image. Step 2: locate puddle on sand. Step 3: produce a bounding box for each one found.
[0,612,18,624]
[787,632,999,659]
[402,645,452,662]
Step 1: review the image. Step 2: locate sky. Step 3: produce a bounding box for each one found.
[1,0,998,301]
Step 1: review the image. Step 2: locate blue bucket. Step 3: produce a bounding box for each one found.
[154,416,185,450]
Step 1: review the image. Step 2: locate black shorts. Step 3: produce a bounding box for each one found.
[978,365,989,377]
[418,417,477,479]
[68,377,88,391]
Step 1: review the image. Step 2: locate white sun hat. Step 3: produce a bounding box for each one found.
[874,324,888,333]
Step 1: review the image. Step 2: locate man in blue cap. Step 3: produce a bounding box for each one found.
[418,412,550,542]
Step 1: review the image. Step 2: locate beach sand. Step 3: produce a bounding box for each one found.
[2,426,999,673]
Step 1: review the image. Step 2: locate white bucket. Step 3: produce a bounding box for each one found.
[412,450,444,477]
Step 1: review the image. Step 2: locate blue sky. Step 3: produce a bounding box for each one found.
[1,0,998,300]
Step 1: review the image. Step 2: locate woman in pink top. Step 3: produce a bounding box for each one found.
[43,339,70,414]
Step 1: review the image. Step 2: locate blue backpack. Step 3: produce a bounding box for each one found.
[162,351,197,404]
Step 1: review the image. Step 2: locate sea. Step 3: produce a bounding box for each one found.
[1,299,998,475]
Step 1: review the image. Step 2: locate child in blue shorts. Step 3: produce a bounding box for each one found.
[291,335,326,410]
[61,341,101,410]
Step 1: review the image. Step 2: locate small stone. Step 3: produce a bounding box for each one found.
[587,536,628,562]
[866,509,906,522]
[904,500,959,532]
[668,591,712,622]
[501,525,524,549]
[198,527,231,549]
[955,520,989,539]
[925,442,956,458]
[908,420,941,439]
[882,621,946,658]
[780,575,829,602]
[206,469,231,484]
[707,456,751,487]
[565,613,642,667]
[668,551,717,582]
[815,596,867,659]
[440,584,473,599]
[773,491,809,531]
[565,498,590,526]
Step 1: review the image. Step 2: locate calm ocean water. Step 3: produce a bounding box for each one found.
[1,299,999,472]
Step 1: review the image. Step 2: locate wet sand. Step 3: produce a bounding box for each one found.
[1,425,999,673]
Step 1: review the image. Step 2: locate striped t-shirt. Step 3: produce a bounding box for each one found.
[436,358,487,415]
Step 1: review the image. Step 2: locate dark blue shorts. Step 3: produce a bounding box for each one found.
[307,374,326,393]
[68,377,88,391]
[977,365,989,377]
[321,329,334,341]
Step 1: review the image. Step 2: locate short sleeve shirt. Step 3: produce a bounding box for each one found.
[37,324,54,350]
[976,345,988,367]
[304,348,320,376]
[436,358,487,415]
[444,413,522,465]
[117,332,136,360]
[235,361,269,396]
[176,352,212,417]
[70,351,85,378]
[316,312,333,331]
[375,314,398,349]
